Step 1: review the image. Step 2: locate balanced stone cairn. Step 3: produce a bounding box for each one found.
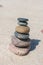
[9,18,31,56]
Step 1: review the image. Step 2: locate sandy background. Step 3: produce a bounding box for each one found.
[0,0,43,65]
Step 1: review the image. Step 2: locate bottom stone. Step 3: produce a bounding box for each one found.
[9,43,30,56]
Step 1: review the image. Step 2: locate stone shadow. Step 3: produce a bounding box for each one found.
[30,39,41,51]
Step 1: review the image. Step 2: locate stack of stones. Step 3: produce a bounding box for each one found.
[9,18,31,56]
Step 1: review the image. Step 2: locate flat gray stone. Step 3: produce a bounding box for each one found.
[15,32,29,39]
[18,22,28,26]
[17,18,28,22]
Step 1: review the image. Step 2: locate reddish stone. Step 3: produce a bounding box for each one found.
[41,30,43,33]
[9,43,30,56]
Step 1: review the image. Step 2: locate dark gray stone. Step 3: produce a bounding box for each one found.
[17,18,28,22]
[14,32,29,39]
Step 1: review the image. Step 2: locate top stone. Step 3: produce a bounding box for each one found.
[17,18,28,22]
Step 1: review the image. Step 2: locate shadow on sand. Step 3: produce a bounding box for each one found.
[0,4,3,7]
[30,39,41,51]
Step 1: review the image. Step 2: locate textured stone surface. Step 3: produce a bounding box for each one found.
[9,43,30,56]
[15,26,30,33]
[11,36,31,47]
[18,22,28,26]
[15,32,29,39]
[17,18,28,22]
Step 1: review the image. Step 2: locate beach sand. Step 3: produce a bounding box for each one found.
[0,0,43,65]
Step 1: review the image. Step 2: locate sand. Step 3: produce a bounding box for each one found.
[0,0,43,65]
